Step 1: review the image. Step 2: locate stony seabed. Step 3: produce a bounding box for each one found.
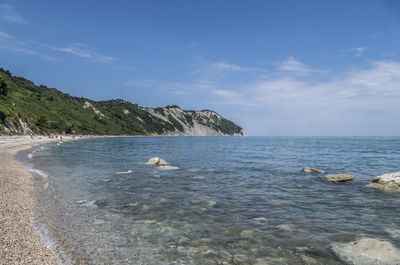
[21,136,400,264]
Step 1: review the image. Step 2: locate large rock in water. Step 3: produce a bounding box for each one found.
[366,172,400,192]
[324,174,354,182]
[145,157,179,170]
[303,167,325,174]
[331,238,400,265]
[145,157,168,166]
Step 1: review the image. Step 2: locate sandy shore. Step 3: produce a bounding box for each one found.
[0,136,73,265]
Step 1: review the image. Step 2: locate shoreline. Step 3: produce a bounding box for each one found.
[0,136,74,264]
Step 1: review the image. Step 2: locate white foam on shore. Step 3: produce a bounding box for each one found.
[30,214,71,265]
[28,167,48,179]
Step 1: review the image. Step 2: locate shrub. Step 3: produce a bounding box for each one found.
[0,76,8,96]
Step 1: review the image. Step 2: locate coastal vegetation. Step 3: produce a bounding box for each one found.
[0,68,245,136]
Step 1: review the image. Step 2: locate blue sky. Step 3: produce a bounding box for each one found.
[1,0,400,136]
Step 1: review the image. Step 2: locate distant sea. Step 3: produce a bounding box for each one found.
[20,137,400,264]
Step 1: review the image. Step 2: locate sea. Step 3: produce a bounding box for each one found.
[19,136,400,264]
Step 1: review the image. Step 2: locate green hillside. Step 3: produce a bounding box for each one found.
[0,68,246,136]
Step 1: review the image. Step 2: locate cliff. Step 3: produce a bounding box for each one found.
[0,68,246,136]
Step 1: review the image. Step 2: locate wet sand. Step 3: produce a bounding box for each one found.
[0,136,72,264]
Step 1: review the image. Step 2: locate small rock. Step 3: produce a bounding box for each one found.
[75,200,97,207]
[218,250,232,260]
[166,242,177,248]
[142,219,158,224]
[177,246,198,255]
[233,254,248,263]
[366,172,400,192]
[331,237,400,265]
[178,236,190,244]
[303,167,325,174]
[324,174,354,182]
[200,249,218,258]
[253,217,268,223]
[94,220,105,225]
[277,223,295,232]
[240,230,254,238]
[299,254,318,265]
[208,201,217,207]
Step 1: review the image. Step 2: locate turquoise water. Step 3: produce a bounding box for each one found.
[24,137,400,264]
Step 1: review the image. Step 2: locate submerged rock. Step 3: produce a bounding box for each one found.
[303,167,325,174]
[295,247,343,264]
[366,172,400,192]
[252,217,268,224]
[158,165,180,170]
[75,200,97,207]
[141,219,158,224]
[177,236,190,245]
[324,174,354,182]
[240,230,254,238]
[146,157,168,166]
[233,254,249,263]
[277,223,296,232]
[116,169,132,174]
[208,201,217,207]
[331,237,400,265]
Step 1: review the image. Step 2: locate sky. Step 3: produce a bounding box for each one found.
[1,0,400,136]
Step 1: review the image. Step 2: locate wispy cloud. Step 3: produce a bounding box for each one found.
[211,60,400,112]
[0,31,12,39]
[125,79,217,95]
[353,47,367,57]
[124,80,161,88]
[209,62,261,72]
[278,56,315,76]
[53,44,117,63]
[370,32,384,39]
[0,31,118,63]
[192,60,266,75]
[0,4,26,24]
[0,44,59,61]
[278,56,327,76]
[0,30,59,61]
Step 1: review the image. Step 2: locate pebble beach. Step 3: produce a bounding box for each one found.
[0,136,72,265]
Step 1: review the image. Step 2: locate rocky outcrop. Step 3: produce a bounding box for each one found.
[141,106,247,136]
[331,238,400,265]
[146,157,179,170]
[303,167,325,174]
[324,174,354,182]
[366,172,400,192]
[82,101,108,119]
[146,157,168,166]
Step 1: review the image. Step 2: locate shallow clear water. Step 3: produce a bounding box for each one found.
[24,137,400,264]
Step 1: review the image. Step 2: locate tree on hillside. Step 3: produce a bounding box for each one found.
[0,76,8,96]
[35,116,49,132]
